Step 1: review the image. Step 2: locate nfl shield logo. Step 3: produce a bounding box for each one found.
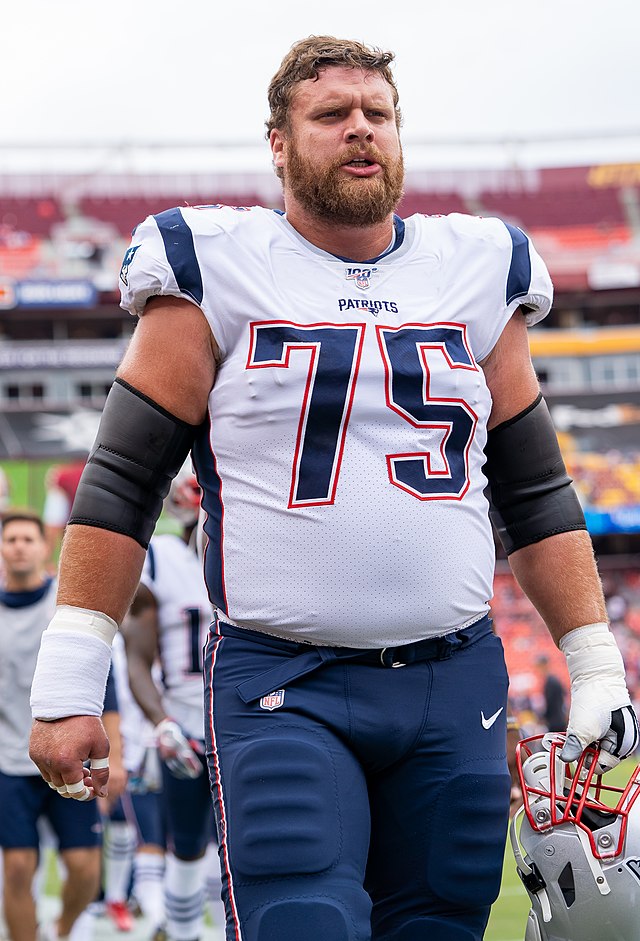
[260,689,285,711]
[345,266,377,291]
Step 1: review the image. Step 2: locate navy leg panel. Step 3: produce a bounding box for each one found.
[366,631,511,941]
[213,730,372,940]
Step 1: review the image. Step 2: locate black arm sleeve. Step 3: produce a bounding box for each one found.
[484,394,586,555]
[68,378,199,548]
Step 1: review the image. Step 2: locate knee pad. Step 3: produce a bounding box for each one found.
[391,918,487,941]
[225,736,340,878]
[391,918,481,941]
[254,899,351,941]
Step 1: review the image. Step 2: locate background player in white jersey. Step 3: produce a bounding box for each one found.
[0,510,123,941]
[121,469,223,941]
[30,36,639,941]
[105,632,166,938]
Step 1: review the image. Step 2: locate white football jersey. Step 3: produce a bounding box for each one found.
[140,534,212,738]
[0,579,56,775]
[111,632,157,773]
[121,206,552,647]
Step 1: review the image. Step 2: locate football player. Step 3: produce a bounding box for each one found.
[30,36,637,941]
[0,510,123,941]
[121,470,223,941]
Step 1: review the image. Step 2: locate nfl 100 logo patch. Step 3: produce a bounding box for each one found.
[260,689,286,711]
[345,266,378,291]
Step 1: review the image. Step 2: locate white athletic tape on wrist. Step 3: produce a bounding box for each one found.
[30,606,117,721]
[560,621,631,747]
[48,605,117,644]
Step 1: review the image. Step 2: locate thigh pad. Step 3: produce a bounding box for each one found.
[225,736,341,878]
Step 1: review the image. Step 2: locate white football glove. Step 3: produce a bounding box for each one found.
[559,622,639,773]
[155,718,203,780]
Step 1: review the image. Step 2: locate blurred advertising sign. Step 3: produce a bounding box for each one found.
[13,280,97,308]
[584,507,640,535]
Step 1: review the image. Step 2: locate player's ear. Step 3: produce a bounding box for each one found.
[270,128,286,171]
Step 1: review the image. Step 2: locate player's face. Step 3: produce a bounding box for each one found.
[272,66,404,225]
[0,520,47,580]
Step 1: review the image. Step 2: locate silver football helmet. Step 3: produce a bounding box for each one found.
[510,733,640,941]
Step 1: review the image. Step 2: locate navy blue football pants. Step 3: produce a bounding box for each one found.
[204,615,511,941]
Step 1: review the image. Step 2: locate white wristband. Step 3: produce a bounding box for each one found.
[30,606,117,721]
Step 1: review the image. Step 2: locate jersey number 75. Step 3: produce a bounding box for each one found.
[246,321,478,507]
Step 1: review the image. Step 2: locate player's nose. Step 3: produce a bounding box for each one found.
[344,110,374,143]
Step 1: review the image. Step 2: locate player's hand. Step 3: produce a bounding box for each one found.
[155,718,203,779]
[561,704,639,772]
[558,624,639,773]
[29,716,110,800]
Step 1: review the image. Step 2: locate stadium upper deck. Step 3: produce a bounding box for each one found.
[1,161,639,298]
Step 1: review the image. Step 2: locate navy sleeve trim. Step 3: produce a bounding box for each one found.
[147,542,156,582]
[504,222,532,306]
[154,208,204,306]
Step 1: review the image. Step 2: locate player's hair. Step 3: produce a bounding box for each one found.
[1,508,45,537]
[266,35,402,136]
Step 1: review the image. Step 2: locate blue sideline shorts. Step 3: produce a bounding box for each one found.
[0,770,102,851]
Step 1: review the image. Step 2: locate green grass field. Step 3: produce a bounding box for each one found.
[485,844,530,941]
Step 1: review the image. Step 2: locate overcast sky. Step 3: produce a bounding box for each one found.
[3,0,640,173]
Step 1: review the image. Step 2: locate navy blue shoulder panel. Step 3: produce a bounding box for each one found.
[503,221,532,306]
[154,208,204,306]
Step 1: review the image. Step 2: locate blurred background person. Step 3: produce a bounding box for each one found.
[122,468,224,941]
[42,459,86,567]
[535,654,568,734]
[0,510,103,941]
[105,630,168,940]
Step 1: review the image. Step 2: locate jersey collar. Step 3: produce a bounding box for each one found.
[0,577,54,609]
[273,210,407,264]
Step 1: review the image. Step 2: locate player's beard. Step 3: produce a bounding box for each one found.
[285,141,405,226]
